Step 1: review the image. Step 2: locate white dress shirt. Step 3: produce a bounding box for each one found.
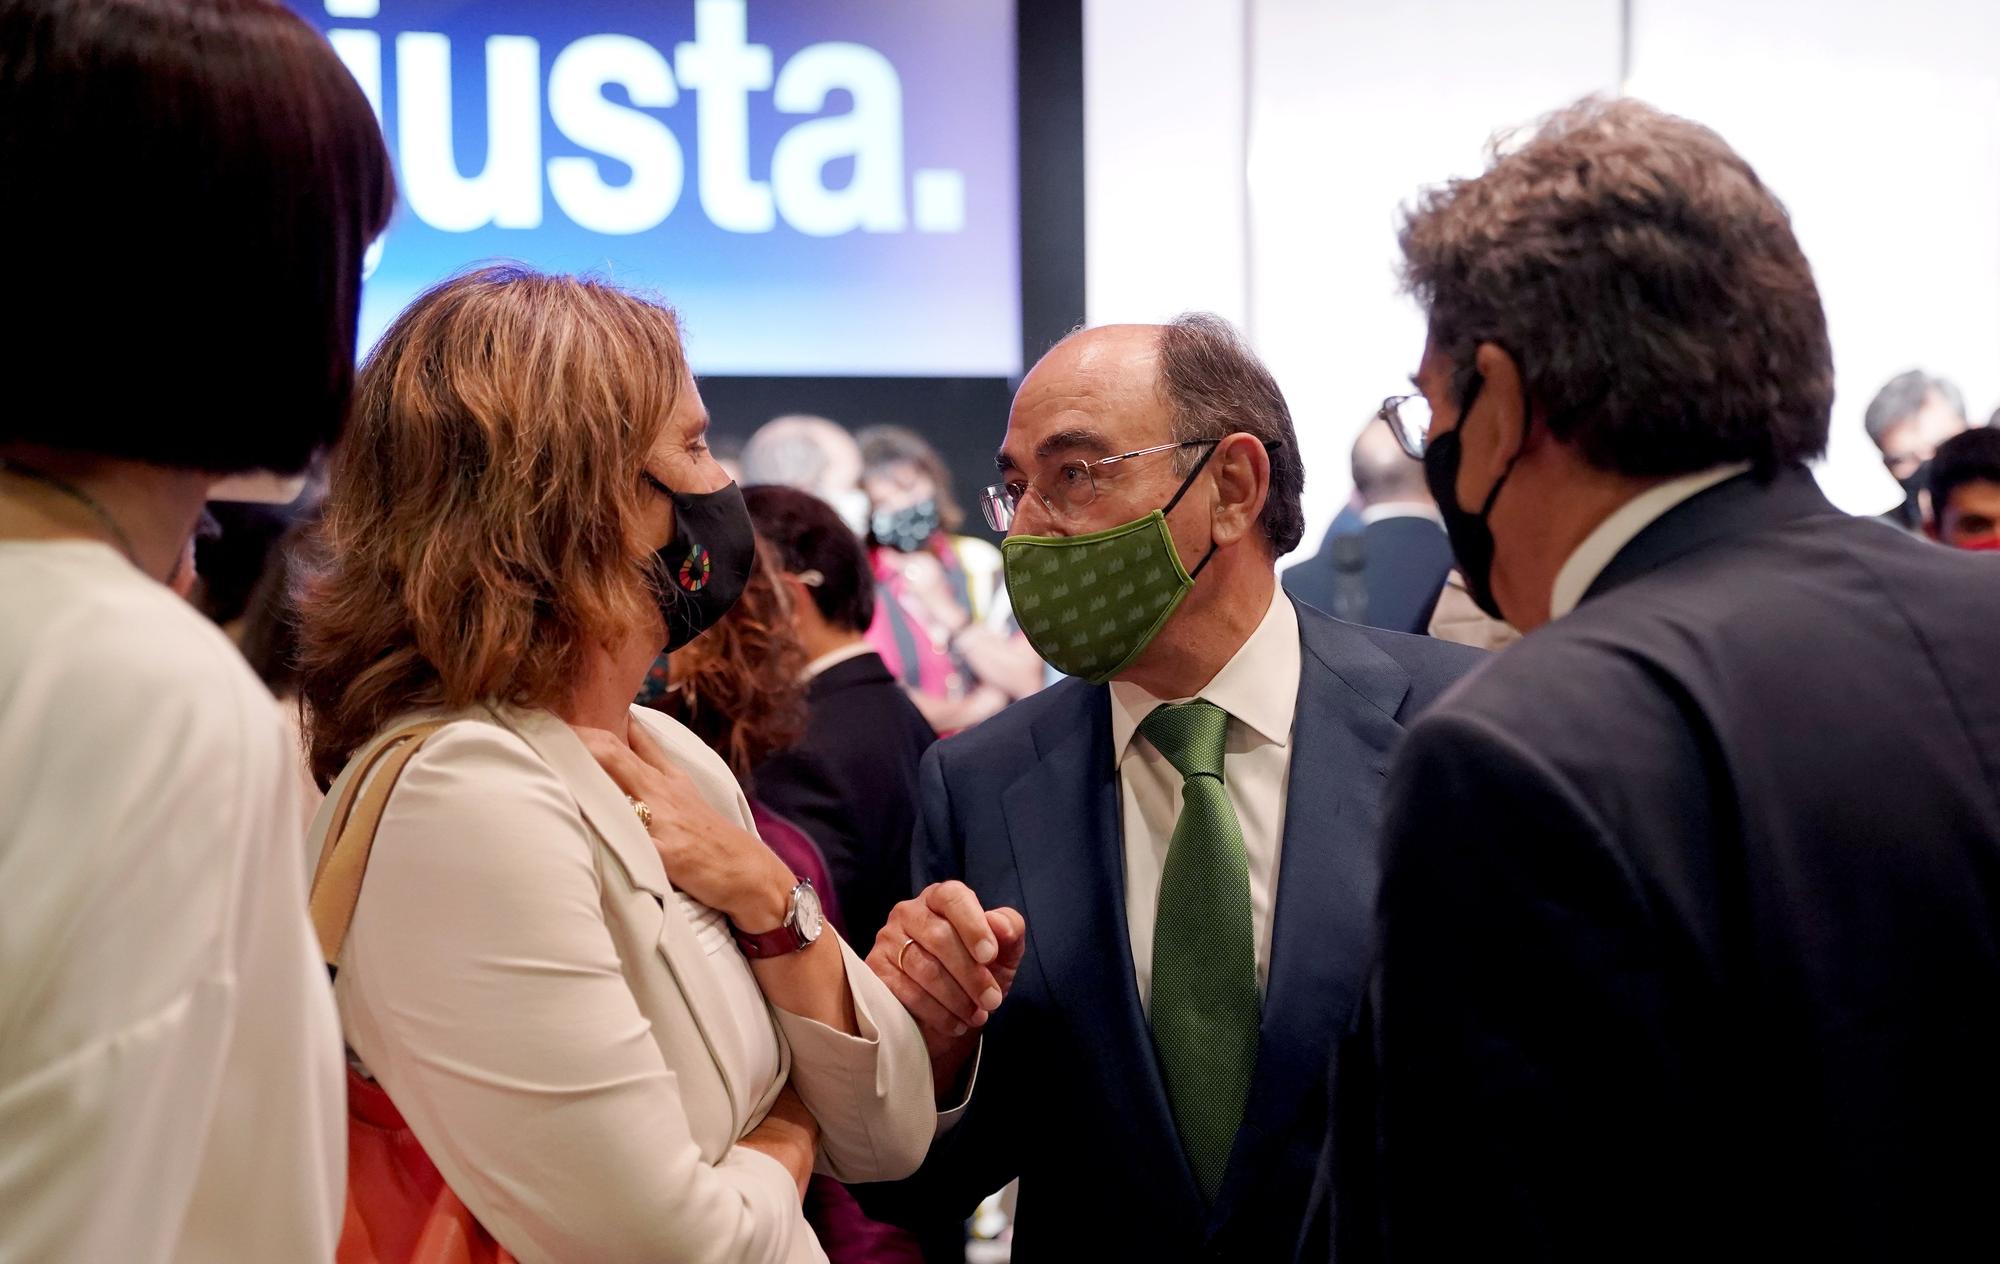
[1548,463,1753,620]
[0,540,343,1262]
[1109,586,1301,1010]
[1360,501,1445,526]
[802,639,876,681]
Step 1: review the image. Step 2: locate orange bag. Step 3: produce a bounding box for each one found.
[309,723,516,1264]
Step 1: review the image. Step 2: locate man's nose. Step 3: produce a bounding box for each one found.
[1008,491,1063,538]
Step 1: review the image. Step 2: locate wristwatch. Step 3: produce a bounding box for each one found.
[732,879,825,958]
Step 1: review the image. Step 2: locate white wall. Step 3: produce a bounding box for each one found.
[1246,0,1619,556]
[1626,0,2000,514]
[1083,0,1249,327]
[1083,0,2000,546]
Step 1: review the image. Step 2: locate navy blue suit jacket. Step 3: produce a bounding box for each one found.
[855,598,1483,1261]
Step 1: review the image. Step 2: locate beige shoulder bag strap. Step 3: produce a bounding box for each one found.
[308,721,448,967]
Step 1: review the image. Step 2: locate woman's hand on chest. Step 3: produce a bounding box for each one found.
[571,718,797,933]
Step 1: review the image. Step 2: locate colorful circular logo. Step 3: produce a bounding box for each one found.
[678,544,712,592]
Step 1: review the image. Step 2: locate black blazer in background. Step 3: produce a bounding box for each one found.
[1307,467,2000,1263]
[855,600,1484,1262]
[754,651,936,952]
[1283,513,1453,635]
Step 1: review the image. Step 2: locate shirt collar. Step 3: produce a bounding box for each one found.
[802,641,875,681]
[1360,501,1444,526]
[1549,463,1753,621]
[1108,585,1301,763]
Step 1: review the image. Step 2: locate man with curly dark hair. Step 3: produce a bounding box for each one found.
[1307,96,2000,1264]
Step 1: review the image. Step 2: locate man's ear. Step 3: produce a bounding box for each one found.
[1456,342,1532,507]
[1207,432,1272,549]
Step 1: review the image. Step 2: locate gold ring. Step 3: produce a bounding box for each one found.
[897,937,918,972]
[627,796,653,829]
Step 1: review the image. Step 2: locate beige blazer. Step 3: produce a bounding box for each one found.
[311,702,935,1264]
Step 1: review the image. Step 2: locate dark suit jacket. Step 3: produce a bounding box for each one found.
[1310,467,2000,1262]
[1283,513,1453,635]
[754,651,937,953]
[856,599,1483,1262]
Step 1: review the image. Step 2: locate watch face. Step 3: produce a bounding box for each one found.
[793,882,824,944]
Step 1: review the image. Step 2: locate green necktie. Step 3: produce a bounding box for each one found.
[1140,698,1261,1203]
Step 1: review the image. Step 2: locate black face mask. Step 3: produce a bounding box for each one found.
[1893,458,1932,530]
[647,474,756,652]
[871,499,942,553]
[1422,375,1527,623]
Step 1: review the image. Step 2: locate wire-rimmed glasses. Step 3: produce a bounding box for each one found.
[1379,393,1435,460]
[979,439,1221,532]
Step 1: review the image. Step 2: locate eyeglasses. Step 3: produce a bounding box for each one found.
[980,439,1221,532]
[1379,393,1435,460]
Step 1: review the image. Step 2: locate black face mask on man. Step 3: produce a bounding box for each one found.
[1421,373,1529,623]
[645,472,756,652]
[1892,458,1932,531]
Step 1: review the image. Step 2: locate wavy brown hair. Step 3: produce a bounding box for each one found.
[648,538,810,785]
[1399,96,1832,477]
[297,265,684,786]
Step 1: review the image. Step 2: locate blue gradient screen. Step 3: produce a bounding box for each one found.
[294,1,1020,376]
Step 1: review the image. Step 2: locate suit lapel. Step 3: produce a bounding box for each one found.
[487,703,751,1127]
[1209,604,1409,1231]
[999,689,1206,1216]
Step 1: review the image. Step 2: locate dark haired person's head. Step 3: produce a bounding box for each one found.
[0,0,394,475]
[745,485,876,639]
[1926,427,2000,551]
[1864,369,1968,486]
[1398,96,1833,629]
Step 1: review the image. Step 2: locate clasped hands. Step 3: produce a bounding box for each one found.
[574,715,1027,1099]
[866,881,1027,1090]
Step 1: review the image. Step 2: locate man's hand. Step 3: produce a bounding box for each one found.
[869,882,1027,1081]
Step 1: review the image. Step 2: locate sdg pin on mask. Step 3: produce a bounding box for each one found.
[647,474,756,652]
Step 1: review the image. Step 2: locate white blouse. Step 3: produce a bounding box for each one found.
[0,540,343,1262]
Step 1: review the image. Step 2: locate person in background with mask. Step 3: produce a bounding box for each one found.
[743,485,938,956]
[296,267,940,1263]
[1863,368,1969,531]
[1281,415,1453,633]
[0,1,392,1258]
[742,413,876,537]
[849,315,1482,1262]
[1307,98,2000,1263]
[1925,426,2000,551]
[858,425,1044,734]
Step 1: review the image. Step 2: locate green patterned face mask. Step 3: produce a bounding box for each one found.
[1002,449,1219,683]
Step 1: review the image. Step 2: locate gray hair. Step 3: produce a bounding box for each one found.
[1863,370,1967,444]
[739,414,858,491]
[1155,313,1307,556]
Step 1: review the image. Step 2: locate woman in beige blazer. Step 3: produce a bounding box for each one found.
[296,266,937,1263]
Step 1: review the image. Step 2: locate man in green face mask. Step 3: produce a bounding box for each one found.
[852,314,1485,1262]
